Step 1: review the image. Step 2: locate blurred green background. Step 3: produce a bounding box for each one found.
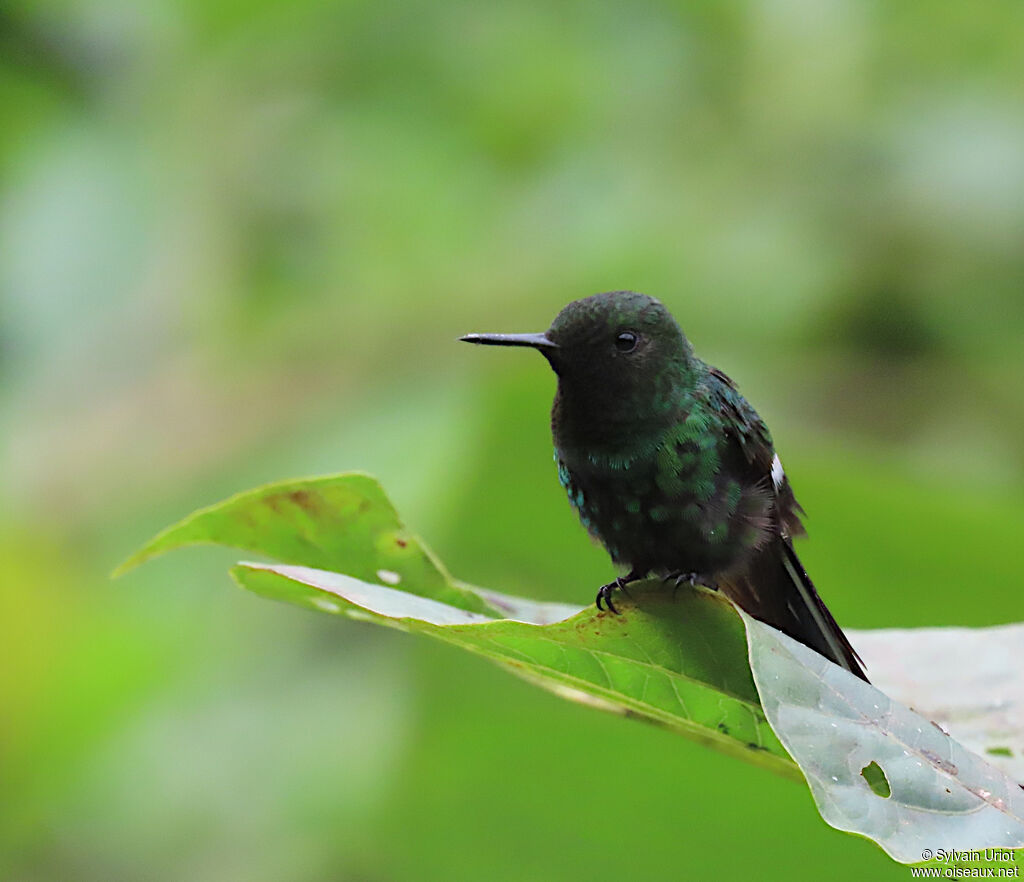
[2,1,1023,879]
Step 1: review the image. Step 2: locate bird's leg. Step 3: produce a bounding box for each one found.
[595,568,646,614]
[665,571,719,599]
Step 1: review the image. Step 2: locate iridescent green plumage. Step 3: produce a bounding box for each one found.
[462,291,866,681]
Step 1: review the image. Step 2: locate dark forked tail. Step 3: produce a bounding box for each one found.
[722,539,868,682]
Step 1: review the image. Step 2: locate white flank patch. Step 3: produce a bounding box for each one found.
[771,453,785,489]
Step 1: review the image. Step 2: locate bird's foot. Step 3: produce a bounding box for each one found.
[595,578,626,614]
[595,569,645,614]
[665,571,718,597]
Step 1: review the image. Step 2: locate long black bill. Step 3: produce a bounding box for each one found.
[459,332,558,351]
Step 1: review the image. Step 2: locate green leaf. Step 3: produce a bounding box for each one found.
[120,472,1024,863]
[119,472,794,773]
[114,472,497,616]
[743,612,1024,863]
[850,623,1024,786]
[232,560,799,779]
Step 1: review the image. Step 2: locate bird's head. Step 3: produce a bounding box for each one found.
[546,290,690,370]
[461,291,696,434]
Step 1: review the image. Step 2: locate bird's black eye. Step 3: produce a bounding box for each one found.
[614,331,638,353]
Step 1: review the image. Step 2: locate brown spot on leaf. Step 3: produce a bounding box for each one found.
[234,510,260,527]
[921,749,958,776]
[395,537,408,548]
[288,489,319,512]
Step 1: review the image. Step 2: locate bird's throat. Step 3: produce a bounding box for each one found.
[551,386,673,468]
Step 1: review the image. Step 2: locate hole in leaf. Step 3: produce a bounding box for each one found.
[986,746,1014,758]
[860,761,891,798]
[376,569,401,585]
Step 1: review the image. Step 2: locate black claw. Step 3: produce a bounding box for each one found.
[594,570,644,615]
[666,571,718,592]
[595,581,621,614]
[596,580,617,614]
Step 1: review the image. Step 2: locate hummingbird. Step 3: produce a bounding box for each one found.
[461,291,867,681]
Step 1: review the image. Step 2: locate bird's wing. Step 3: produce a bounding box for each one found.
[705,369,866,680]
[706,366,806,538]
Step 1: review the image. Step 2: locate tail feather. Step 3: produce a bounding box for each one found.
[722,540,868,682]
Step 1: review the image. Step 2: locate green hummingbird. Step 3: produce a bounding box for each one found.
[461,290,866,681]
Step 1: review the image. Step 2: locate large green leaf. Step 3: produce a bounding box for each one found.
[233,561,797,778]
[117,473,796,777]
[744,612,1024,864]
[849,624,1024,787]
[120,472,1024,864]
[114,472,497,616]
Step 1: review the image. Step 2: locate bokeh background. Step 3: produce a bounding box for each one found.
[3,1,1023,879]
